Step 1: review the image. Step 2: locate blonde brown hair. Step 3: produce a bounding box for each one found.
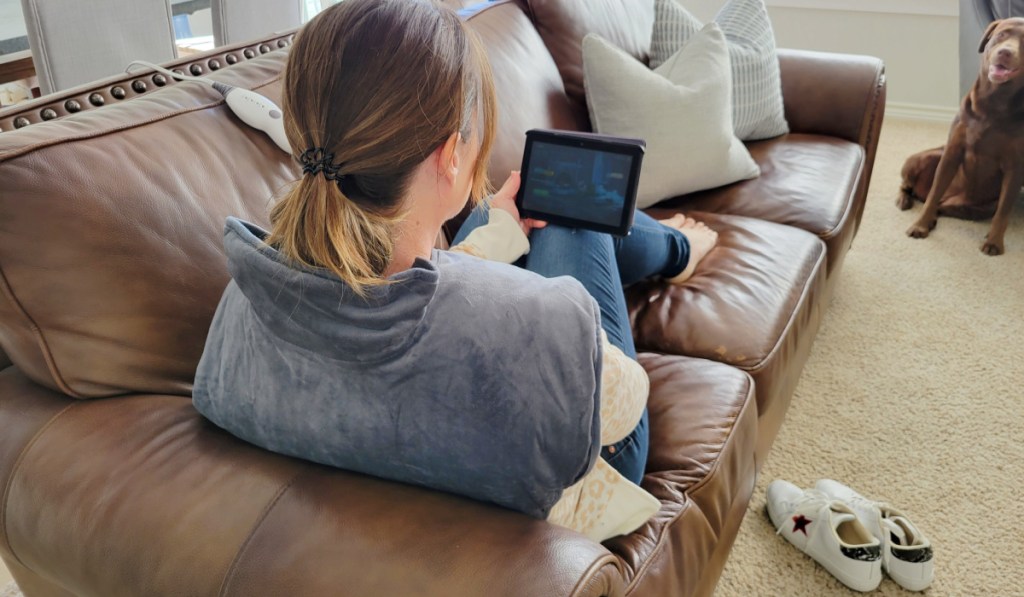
[268,0,497,295]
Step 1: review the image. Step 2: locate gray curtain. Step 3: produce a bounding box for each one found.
[960,0,1024,97]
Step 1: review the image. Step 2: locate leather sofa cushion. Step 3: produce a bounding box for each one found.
[515,0,656,127]
[627,212,823,369]
[605,354,756,596]
[657,134,864,274]
[0,353,755,596]
[627,211,826,460]
[0,367,333,596]
[444,0,585,238]
[0,52,294,398]
[462,1,585,186]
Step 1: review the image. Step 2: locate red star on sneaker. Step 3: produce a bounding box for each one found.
[792,514,812,535]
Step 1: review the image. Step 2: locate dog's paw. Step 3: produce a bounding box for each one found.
[892,189,917,212]
[981,239,1005,255]
[907,219,936,238]
[896,192,915,211]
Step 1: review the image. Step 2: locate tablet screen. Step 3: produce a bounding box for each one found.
[515,129,644,237]
[521,141,634,228]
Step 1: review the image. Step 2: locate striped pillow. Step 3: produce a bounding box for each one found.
[650,0,789,141]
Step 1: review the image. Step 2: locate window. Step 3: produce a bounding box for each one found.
[303,0,344,21]
[0,0,29,58]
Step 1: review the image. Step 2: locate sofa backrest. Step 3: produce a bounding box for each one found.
[514,0,656,127]
[0,2,586,399]
[0,47,295,398]
[463,0,586,182]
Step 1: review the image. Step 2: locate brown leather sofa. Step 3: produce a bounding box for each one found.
[0,1,885,595]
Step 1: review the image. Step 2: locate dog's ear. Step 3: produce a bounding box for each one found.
[979,19,1002,53]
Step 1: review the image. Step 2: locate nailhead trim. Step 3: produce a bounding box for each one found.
[0,32,296,133]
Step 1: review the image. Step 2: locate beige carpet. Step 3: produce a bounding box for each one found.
[1,119,1020,597]
[716,117,1024,596]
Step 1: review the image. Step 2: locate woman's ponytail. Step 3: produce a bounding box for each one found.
[268,174,400,297]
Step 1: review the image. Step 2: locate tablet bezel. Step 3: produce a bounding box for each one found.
[515,129,645,237]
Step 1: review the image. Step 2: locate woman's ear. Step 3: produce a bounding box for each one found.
[438,131,461,183]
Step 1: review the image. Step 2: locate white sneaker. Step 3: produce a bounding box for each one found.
[816,479,934,591]
[766,480,883,592]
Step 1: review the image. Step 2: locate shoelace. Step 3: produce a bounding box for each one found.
[843,491,887,514]
[844,493,911,541]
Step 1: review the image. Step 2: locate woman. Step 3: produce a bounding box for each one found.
[193,0,717,536]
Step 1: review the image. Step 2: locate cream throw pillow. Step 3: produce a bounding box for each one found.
[650,0,789,141]
[583,26,759,209]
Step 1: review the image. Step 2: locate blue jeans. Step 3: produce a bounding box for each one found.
[453,207,690,484]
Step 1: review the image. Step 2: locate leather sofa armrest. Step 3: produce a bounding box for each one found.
[0,364,627,597]
[778,49,887,242]
[778,49,886,149]
[224,472,628,597]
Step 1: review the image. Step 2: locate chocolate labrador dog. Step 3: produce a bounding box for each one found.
[900,18,1024,255]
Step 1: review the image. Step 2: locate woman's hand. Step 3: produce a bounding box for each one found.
[490,171,547,236]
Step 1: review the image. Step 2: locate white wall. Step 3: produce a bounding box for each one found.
[681,0,961,120]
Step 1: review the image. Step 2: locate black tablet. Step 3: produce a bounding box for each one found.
[515,129,645,237]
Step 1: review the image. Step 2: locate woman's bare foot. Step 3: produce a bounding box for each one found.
[658,214,719,284]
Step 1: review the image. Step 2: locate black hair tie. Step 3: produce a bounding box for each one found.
[299,147,345,182]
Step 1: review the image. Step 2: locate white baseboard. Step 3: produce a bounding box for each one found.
[885,102,958,123]
[767,0,957,17]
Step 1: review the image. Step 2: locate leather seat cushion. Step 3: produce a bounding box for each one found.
[605,353,756,595]
[654,134,863,273]
[627,211,827,459]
